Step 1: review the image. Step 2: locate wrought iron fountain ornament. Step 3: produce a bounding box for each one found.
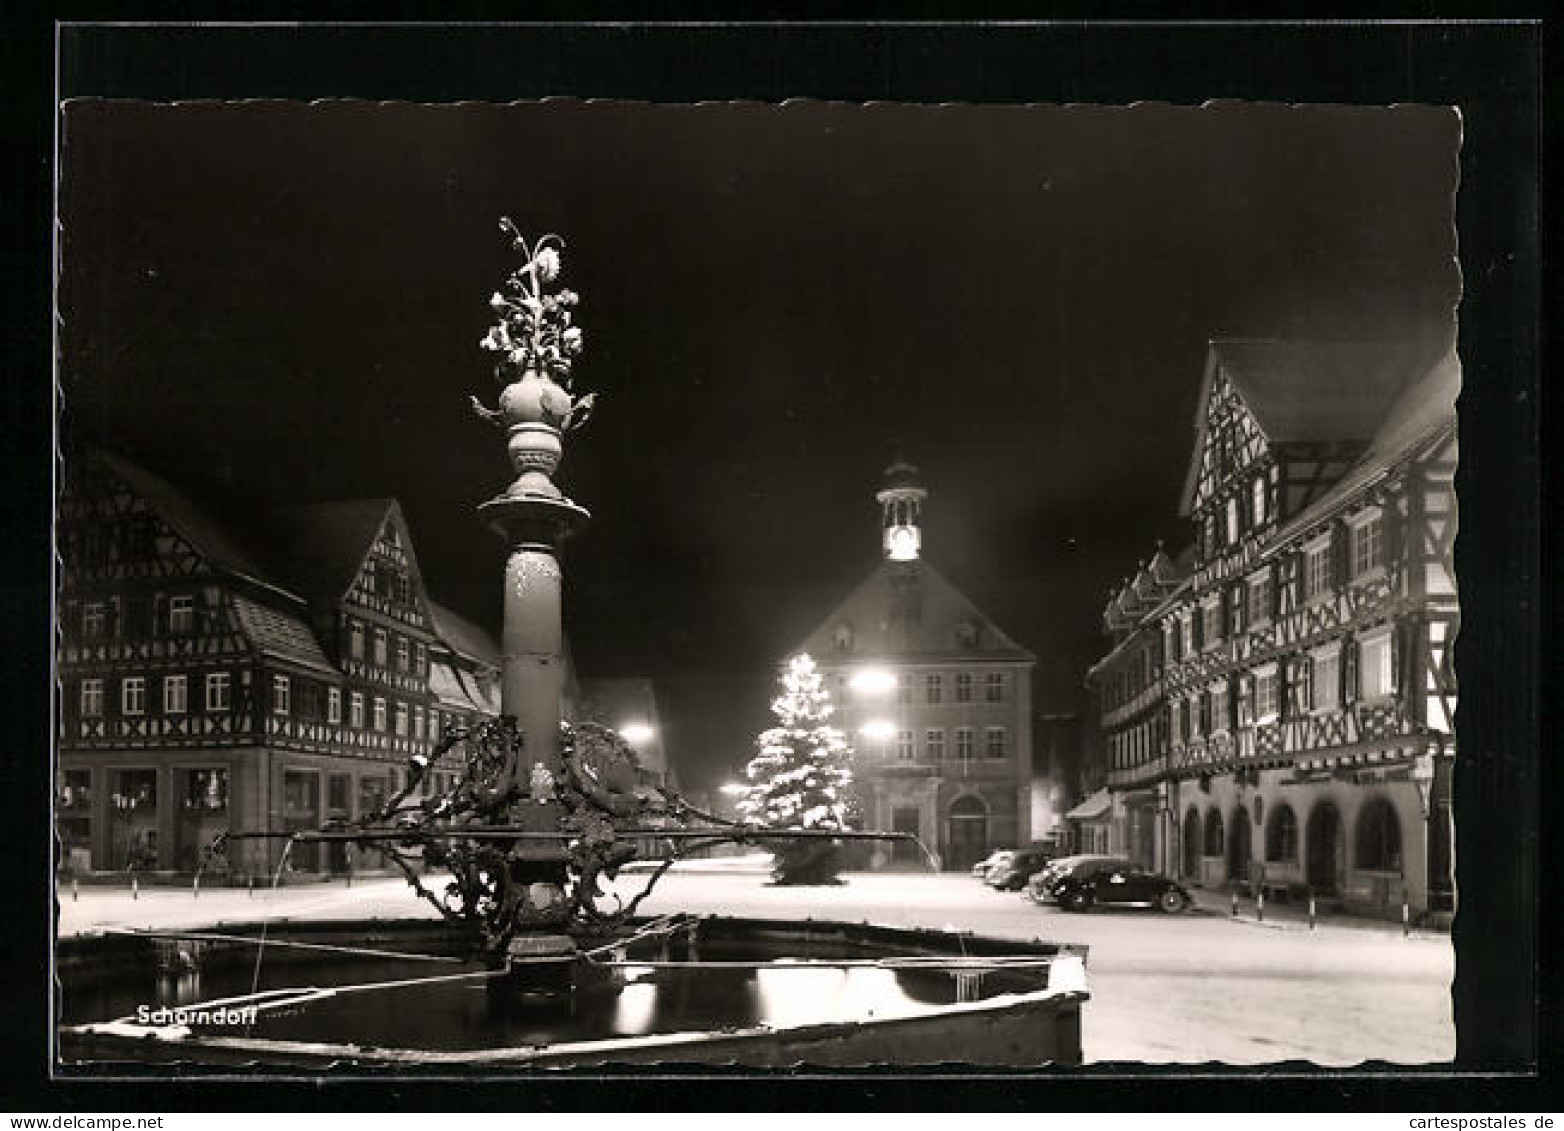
[212,220,903,968]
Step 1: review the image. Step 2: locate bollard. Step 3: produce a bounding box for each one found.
[1308,895,1317,930]
[131,874,138,901]
[1256,887,1265,923]
[1402,899,1410,937]
[1231,889,1238,917]
[248,874,255,899]
[71,876,79,902]
[193,875,200,900]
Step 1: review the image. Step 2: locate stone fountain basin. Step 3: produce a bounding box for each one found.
[58,916,1088,1069]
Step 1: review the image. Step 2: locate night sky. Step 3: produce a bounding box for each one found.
[58,99,1461,790]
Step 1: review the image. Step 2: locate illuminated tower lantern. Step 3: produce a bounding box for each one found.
[877,458,927,561]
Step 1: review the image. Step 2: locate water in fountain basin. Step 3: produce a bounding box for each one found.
[59,924,1054,1054]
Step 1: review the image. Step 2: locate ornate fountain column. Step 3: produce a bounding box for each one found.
[471,222,595,807]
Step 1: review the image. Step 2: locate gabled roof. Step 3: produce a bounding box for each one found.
[1269,348,1459,545]
[1179,339,1433,515]
[96,451,300,602]
[264,499,401,605]
[793,557,1034,664]
[427,599,500,667]
[230,592,338,676]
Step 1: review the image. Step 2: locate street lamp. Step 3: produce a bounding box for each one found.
[618,722,656,745]
[849,669,897,696]
[859,719,896,743]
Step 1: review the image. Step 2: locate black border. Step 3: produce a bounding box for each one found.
[2,13,1551,1112]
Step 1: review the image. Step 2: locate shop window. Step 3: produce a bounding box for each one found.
[182,768,228,813]
[1204,809,1225,857]
[1355,797,1403,872]
[1265,804,1298,862]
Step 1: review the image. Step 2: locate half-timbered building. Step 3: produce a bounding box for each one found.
[791,461,1037,871]
[57,451,487,878]
[1086,340,1458,920]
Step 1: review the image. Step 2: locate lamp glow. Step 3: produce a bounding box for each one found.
[859,719,896,742]
[849,669,897,695]
[618,722,655,745]
[718,782,750,796]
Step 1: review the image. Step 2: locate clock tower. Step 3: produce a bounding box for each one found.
[876,459,927,561]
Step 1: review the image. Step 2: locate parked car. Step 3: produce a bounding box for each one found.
[971,848,1014,879]
[1026,855,1132,904]
[985,846,1056,891]
[1048,857,1192,913]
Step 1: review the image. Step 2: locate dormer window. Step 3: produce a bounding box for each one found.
[956,621,979,649]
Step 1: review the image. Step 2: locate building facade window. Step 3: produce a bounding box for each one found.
[1352,511,1385,577]
[1169,700,1183,743]
[327,687,342,724]
[924,673,942,704]
[955,727,974,761]
[121,676,146,715]
[168,595,195,635]
[1210,681,1229,733]
[1359,628,1395,699]
[350,620,364,659]
[1247,570,1272,625]
[1285,655,1313,718]
[373,697,387,732]
[1204,809,1224,857]
[80,678,104,717]
[205,672,231,711]
[397,636,410,672]
[1255,665,1279,722]
[1203,599,1224,648]
[394,702,409,736]
[896,677,913,705]
[373,628,388,668]
[1225,496,1241,545]
[985,672,1006,702]
[413,705,424,739]
[83,602,105,639]
[272,675,291,716]
[985,727,1007,758]
[1306,538,1333,599]
[1251,475,1268,527]
[895,729,913,760]
[955,673,973,703]
[350,692,365,729]
[163,674,188,714]
[414,642,426,674]
[1235,673,1255,728]
[924,728,945,760]
[1313,646,1341,711]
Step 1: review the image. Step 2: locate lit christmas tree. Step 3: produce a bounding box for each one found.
[739,653,855,885]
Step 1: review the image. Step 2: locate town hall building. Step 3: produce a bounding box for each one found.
[791,461,1036,871]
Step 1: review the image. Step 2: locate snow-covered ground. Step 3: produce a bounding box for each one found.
[56,864,1454,1066]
